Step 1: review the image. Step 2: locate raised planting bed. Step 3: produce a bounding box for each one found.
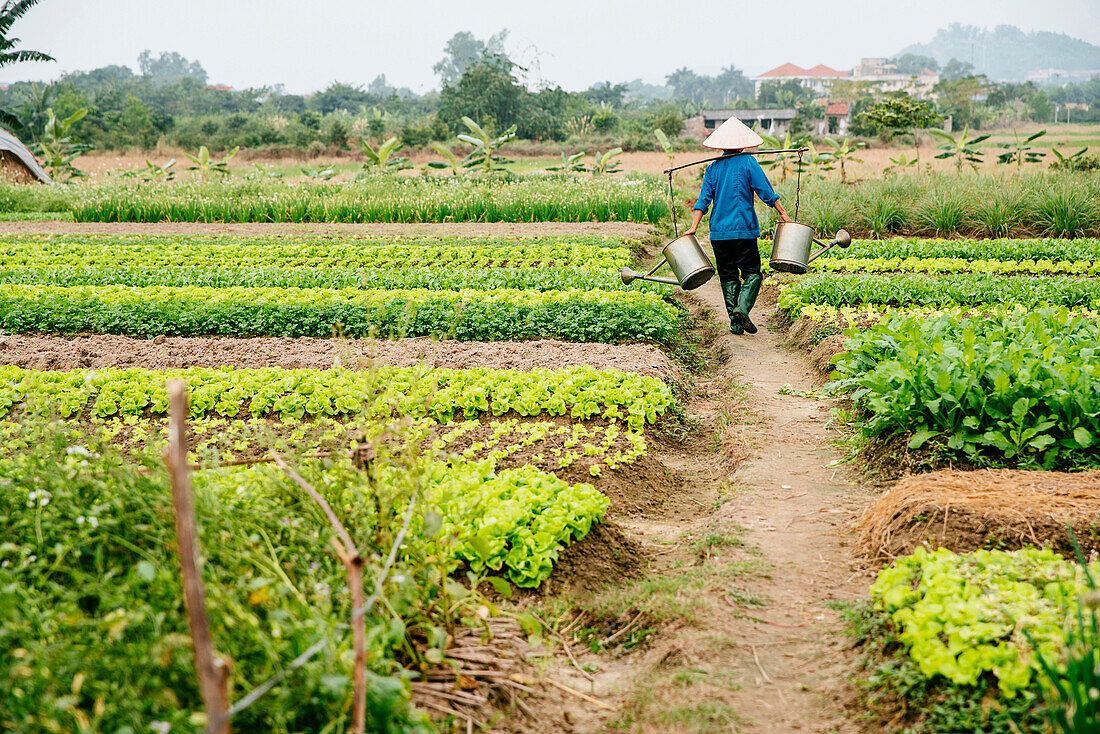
[855,468,1100,560]
[0,363,675,428]
[0,284,681,343]
[828,308,1100,471]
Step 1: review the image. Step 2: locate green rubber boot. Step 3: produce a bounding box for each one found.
[732,273,763,334]
[720,280,744,335]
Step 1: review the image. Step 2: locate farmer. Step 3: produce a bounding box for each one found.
[685,117,791,335]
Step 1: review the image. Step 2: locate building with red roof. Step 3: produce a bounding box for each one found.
[753,62,849,96]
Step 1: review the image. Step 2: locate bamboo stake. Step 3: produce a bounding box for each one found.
[163,381,231,734]
[271,451,366,734]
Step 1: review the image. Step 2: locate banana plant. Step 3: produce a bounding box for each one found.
[361,136,410,172]
[929,124,990,174]
[301,165,337,181]
[654,129,675,169]
[883,153,918,177]
[591,148,623,176]
[995,128,1047,168]
[757,130,806,183]
[427,142,463,176]
[822,137,864,183]
[794,142,831,180]
[457,116,516,174]
[33,108,93,182]
[1051,146,1092,171]
[184,145,239,181]
[546,151,586,173]
[139,158,176,182]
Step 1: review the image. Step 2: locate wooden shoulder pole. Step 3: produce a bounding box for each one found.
[164,380,231,733]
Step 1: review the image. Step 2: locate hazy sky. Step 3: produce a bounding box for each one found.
[1,0,1097,93]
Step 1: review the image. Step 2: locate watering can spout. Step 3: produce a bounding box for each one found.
[806,229,852,264]
[621,233,715,291]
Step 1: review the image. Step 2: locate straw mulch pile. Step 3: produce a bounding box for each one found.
[855,469,1100,561]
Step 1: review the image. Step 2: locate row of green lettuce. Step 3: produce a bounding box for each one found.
[0,284,681,343]
[779,273,1100,316]
[0,264,671,294]
[0,363,675,429]
[0,234,635,269]
[0,422,606,732]
[856,546,1099,733]
[759,236,1100,263]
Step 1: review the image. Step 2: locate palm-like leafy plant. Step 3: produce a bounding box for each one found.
[457,116,516,174]
[0,0,55,133]
[361,136,410,172]
[546,151,586,173]
[822,137,864,183]
[996,128,1047,168]
[758,130,807,183]
[591,148,623,176]
[184,145,239,181]
[34,108,92,181]
[427,142,463,176]
[929,124,990,174]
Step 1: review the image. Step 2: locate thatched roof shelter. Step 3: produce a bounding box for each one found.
[0,128,51,184]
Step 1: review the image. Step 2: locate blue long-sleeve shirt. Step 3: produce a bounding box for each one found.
[694,154,780,239]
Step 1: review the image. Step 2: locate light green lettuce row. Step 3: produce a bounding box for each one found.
[871,547,1100,696]
[0,236,634,270]
[0,364,675,429]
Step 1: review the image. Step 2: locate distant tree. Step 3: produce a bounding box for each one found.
[713,66,754,102]
[1028,90,1053,123]
[520,85,570,141]
[857,96,942,165]
[935,75,987,128]
[940,58,975,81]
[0,0,55,132]
[310,82,372,115]
[757,79,812,108]
[433,30,509,85]
[890,53,939,74]
[666,66,752,107]
[583,81,627,107]
[367,74,394,98]
[438,55,524,132]
[137,50,207,84]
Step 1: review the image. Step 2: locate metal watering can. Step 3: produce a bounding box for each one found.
[769,222,853,274]
[620,233,715,290]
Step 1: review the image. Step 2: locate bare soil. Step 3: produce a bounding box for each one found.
[0,334,677,380]
[0,220,654,239]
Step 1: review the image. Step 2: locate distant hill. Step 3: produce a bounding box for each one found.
[898,24,1100,81]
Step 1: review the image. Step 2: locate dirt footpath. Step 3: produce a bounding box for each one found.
[536,284,872,733]
[0,334,676,379]
[0,221,654,239]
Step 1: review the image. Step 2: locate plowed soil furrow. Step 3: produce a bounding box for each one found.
[0,221,654,239]
[0,334,676,379]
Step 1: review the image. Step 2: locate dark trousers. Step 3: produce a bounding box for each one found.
[711,238,761,284]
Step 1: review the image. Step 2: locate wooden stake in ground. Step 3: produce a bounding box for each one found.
[271,452,367,734]
[163,380,231,734]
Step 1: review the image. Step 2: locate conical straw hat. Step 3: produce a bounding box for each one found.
[703,116,764,150]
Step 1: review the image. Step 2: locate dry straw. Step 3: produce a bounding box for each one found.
[855,469,1100,561]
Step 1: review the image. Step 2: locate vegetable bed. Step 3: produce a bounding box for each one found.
[0,284,680,343]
